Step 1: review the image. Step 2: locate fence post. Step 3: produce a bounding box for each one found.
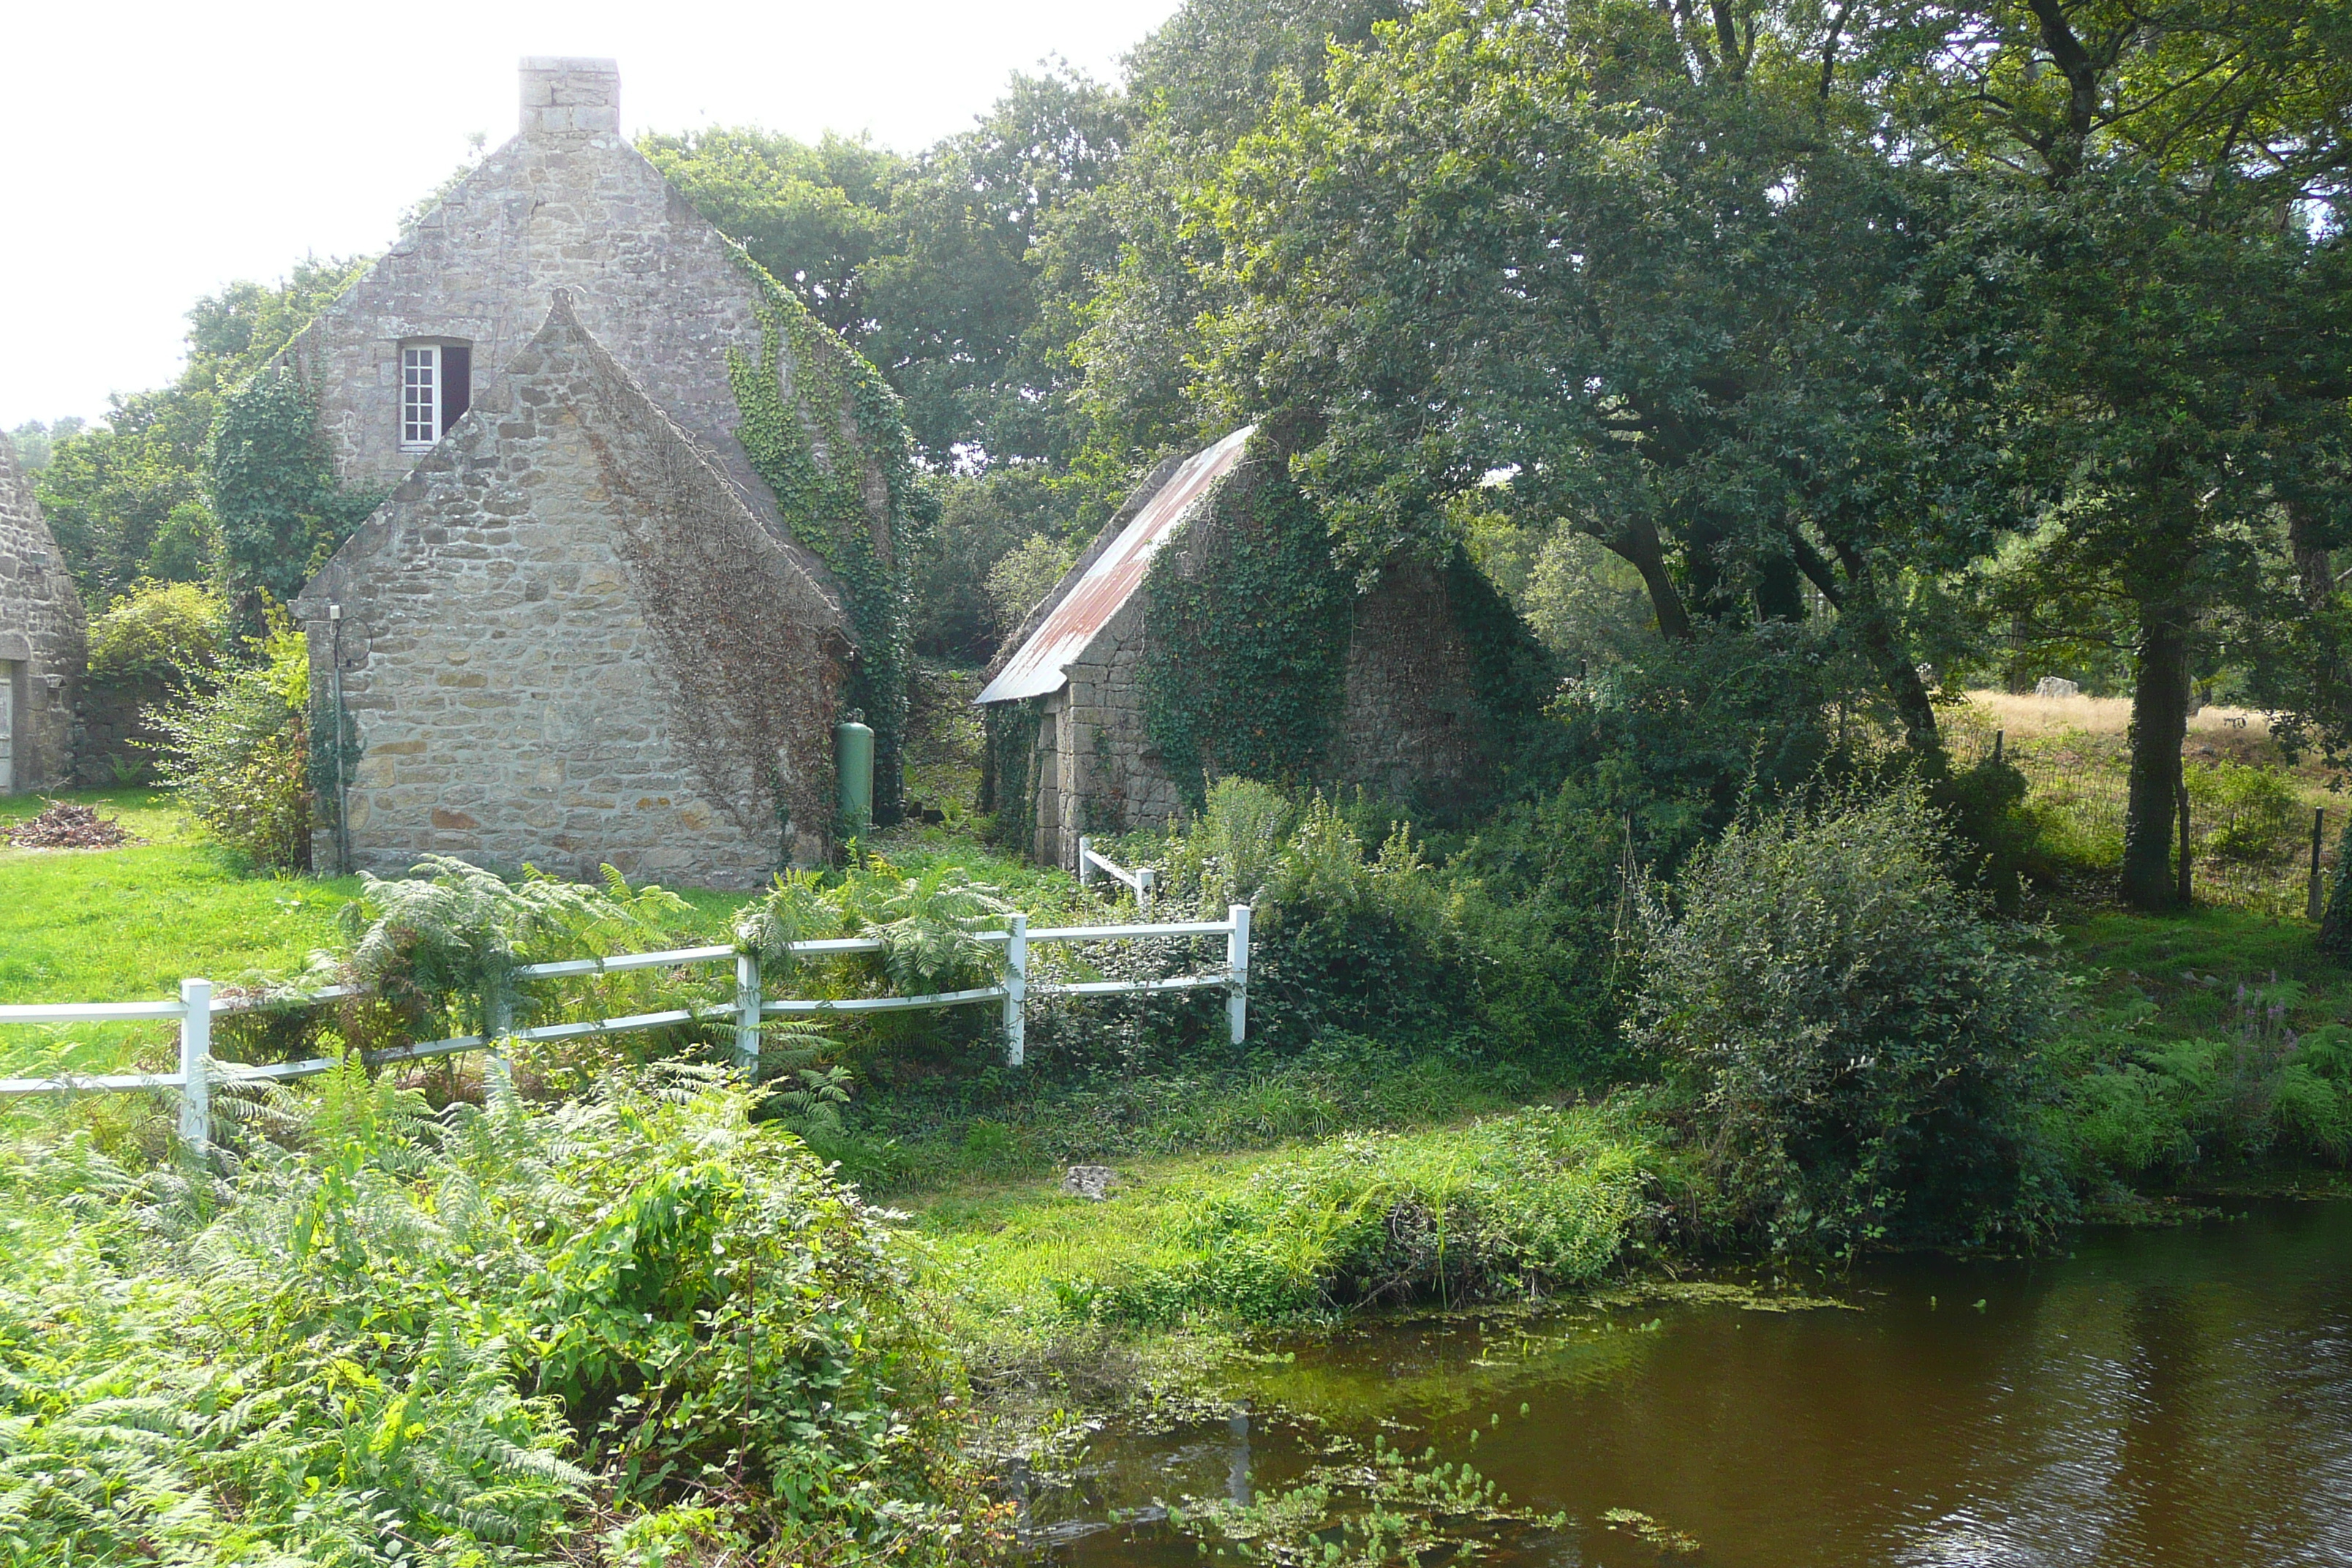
[1003,913,1028,1067]
[484,978,515,1095]
[2176,783,2193,907]
[178,978,211,1153]
[2310,808,2327,923]
[735,950,762,1078]
[1226,903,1250,1047]
[1139,866,1157,915]
[1077,836,1093,889]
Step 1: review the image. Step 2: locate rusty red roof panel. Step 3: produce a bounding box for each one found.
[976,426,1255,705]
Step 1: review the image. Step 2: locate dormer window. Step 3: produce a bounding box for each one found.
[399,341,472,451]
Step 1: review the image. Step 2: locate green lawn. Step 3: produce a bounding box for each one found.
[0,791,362,1006]
[0,791,1083,1072]
[2059,903,2352,1041]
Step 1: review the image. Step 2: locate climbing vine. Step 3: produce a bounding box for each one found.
[206,369,382,606]
[1137,445,1354,808]
[725,254,934,826]
[1137,436,1559,817]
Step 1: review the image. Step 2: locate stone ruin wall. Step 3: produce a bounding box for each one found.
[1334,558,1485,813]
[1008,481,1493,868]
[0,434,85,792]
[296,296,848,887]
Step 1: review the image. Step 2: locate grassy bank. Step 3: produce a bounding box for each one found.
[913,1103,1673,1382]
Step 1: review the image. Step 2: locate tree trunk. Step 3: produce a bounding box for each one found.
[2288,497,2332,612]
[1601,517,1692,641]
[2122,603,2193,908]
[1813,538,1943,759]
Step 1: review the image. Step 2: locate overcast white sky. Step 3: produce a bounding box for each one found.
[0,0,1178,431]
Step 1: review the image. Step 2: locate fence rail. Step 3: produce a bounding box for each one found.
[0,906,1251,1150]
[1077,836,1158,912]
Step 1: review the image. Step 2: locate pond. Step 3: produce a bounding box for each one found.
[1036,1199,2352,1567]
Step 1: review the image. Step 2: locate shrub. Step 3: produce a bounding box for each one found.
[0,1068,996,1564]
[150,611,312,870]
[981,532,1076,638]
[83,578,227,686]
[342,855,700,1044]
[2051,979,2352,1178]
[1632,781,2073,1255]
[2188,759,2302,865]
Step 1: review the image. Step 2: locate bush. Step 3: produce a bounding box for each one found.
[83,578,227,686]
[0,1068,997,1564]
[2188,758,2302,864]
[151,611,312,870]
[909,461,1078,665]
[1632,781,2072,1255]
[981,532,1076,639]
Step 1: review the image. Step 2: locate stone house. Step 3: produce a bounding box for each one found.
[287,59,903,884]
[0,434,86,794]
[977,427,1552,868]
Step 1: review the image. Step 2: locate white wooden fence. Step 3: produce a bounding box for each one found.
[0,906,1251,1152]
[1077,837,1158,912]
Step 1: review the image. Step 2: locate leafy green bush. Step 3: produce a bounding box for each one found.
[0,1068,995,1564]
[151,612,312,870]
[342,856,701,1047]
[84,578,227,686]
[981,532,1075,639]
[1633,782,2072,1255]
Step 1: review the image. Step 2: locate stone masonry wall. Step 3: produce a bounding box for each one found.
[1039,594,1187,867]
[293,292,849,886]
[0,434,85,792]
[281,59,877,588]
[1336,558,1484,813]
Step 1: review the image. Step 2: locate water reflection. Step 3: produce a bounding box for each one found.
[1053,1201,2352,1567]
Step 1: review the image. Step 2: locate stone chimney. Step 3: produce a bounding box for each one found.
[519,57,619,137]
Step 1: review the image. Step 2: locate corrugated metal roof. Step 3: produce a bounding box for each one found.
[975,426,1255,705]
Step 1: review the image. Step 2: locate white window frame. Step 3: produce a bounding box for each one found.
[401,344,441,451]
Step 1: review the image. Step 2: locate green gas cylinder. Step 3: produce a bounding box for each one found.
[835,712,875,833]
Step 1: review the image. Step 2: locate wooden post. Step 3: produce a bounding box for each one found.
[735,951,762,1078]
[1993,728,2004,765]
[2176,783,2193,907]
[1226,903,1250,1047]
[178,979,211,1153]
[1003,913,1028,1066]
[484,976,515,1095]
[2310,808,2327,923]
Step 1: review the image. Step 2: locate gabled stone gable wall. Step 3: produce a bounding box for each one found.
[0,434,85,792]
[295,293,850,886]
[279,61,877,594]
[1335,559,1484,813]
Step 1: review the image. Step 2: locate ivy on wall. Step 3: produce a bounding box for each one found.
[979,694,1049,856]
[725,256,935,827]
[1137,433,1559,818]
[1137,445,1354,808]
[1443,546,1561,761]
